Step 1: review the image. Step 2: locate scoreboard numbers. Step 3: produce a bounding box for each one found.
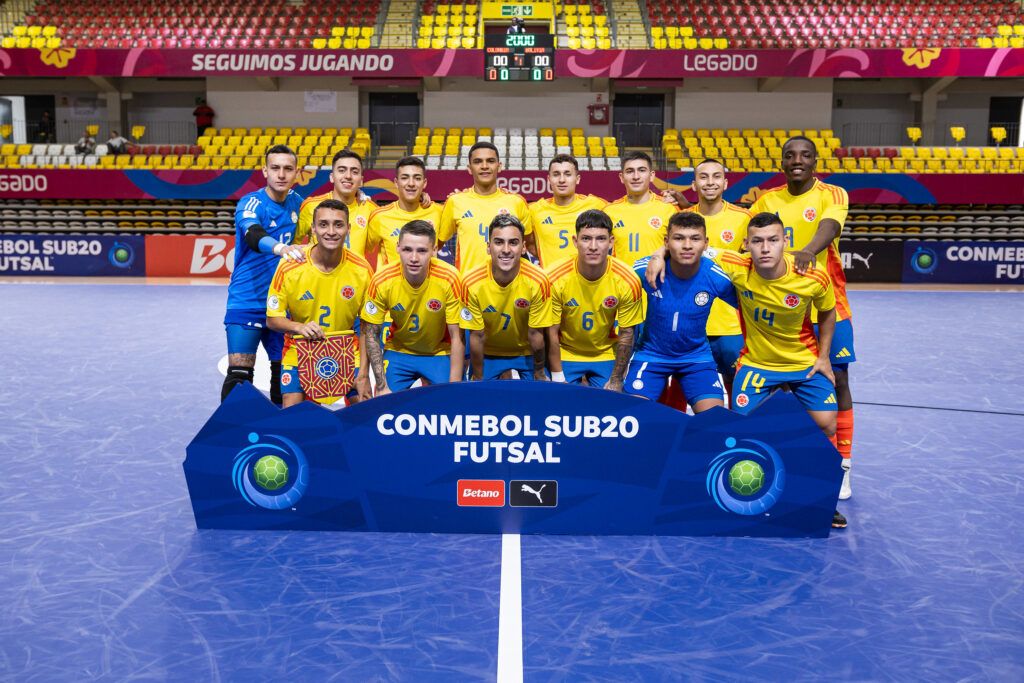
[484,34,555,82]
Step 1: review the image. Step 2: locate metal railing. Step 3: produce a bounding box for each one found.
[840,121,1023,147]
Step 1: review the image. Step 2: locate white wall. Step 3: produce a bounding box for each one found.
[206,77,360,128]
[673,78,833,130]
[422,79,609,136]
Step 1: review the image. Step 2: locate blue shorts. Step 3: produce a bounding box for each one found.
[281,365,359,399]
[563,360,615,387]
[708,334,744,379]
[625,359,723,403]
[732,365,838,415]
[813,318,857,368]
[385,350,452,390]
[224,308,283,361]
[483,355,537,381]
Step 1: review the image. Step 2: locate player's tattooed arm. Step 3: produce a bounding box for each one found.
[528,328,549,381]
[362,321,389,396]
[469,330,486,381]
[605,325,634,392]
[791,218,841,274]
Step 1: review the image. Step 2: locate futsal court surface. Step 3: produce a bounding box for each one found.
[2,280,1022,682]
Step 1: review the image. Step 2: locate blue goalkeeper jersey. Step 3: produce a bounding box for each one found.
[226,188,302,312]
[632,255,737,363]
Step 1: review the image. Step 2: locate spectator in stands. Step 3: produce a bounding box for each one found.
[35,111,55,143]
[507,17,526,34]
[106,130,131,155]
[74,128,96,155]
[193,98,215,139]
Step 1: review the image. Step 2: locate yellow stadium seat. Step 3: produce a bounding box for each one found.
[595,16,607,27]
[581,26,595,38]
[1012,37,1024,49]
[1,38,14,49]
[564,6,577,16]
[580,15,594,27]
[12,26,26,36]
[597,38,611,49]
[713,38,728,49]
[567,26,580,38]
[683,37,697,49]
[446,37,459,49]
[27,25,41,37]
[30,37,45,48]
[331,27,344,37]
[665,26,678,39]
[566,15,578,28]
[328,37,341,49]
[461,37,474,48]
[997,25,1013,36]
[568,37,581,49]
[651,27,664,39]
[977,37,994,48]
[42,25,57,37]
[422,15,434,26]
[313,38,327,49]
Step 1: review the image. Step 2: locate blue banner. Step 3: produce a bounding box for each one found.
[0,234,145,276]
[184,383,843,538]
[903,240,1024,284]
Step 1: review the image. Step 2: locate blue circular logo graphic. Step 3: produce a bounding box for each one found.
[232,432,309,510]
[706,437,786,516]
[910,246,938,274]
[108,241,134,268]
[315,357,339,379]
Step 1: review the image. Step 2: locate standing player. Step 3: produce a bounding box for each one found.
[437,141,534,273]
[605,151,678,266]
[365,157,443,267]
[266,199,373,406]
[546,209,645,391]
[625,212,736,412]
[461,215,552,381]
[528,154,607,268]
[360,220,465,394]
[716,212,846,528]
[222,144,306,405]
[750,136,855,500]
[295,150,376,256]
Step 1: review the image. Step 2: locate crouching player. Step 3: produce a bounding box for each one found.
[626,212,736,412]
[547,209,645,391]
[360,220,466,395]
[266,199,373,406]
[462,214,553,381]
[716,212,846,528]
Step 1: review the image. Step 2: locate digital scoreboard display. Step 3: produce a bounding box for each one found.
[484,34,555,82]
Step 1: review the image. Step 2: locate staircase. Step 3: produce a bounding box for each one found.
[372,145,410,169]
[379,0,418,48]
[608,0,649,48]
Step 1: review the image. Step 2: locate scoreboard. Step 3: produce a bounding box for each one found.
[484,34,555,82]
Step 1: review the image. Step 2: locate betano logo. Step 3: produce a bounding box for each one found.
[457,479,505,507]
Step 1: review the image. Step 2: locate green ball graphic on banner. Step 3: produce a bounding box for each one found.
[728,459,765,496]
[253,455,289,491]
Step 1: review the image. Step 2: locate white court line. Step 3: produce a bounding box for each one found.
[497,533,524,683]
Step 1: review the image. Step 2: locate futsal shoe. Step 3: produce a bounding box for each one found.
[839,462,852,500]
[832,510,848,529]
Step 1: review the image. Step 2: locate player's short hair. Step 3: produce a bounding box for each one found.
[469,141,500,162]
[747,211,785,233]
[548,153,579,171]
[265,144,297,163]
[395,155,426,173]
[695,158,726,173]
[312,198,350,224]
[621,149,653,168]
[575,209,612,235]
[781,135,818,159]
[667,211,706,235]
[488,213,525,239]
[331,149,363,169]
[398,219,436,244]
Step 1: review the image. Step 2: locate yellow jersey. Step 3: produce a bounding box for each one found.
[605,194,677,266]
[686,202,752,337]
[461,259,553,357]
[528,194,608,269]
[717,251,836,373]
[750,179,850,321]
[437,188,533,273]
[365,202,444,267]
[295,192,377,256]
[266,247,374,369]
[361,258,464,356]
[547,257,646,362]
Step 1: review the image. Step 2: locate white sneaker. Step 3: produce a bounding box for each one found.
[839,463,852,500]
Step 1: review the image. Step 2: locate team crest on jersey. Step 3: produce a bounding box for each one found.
[268,295,279,309]
[721,230,734,244]
[649,216,663,229]
[735,393,749,408]
[281,372,292,386]
[603,296,618,308]
[803,207,817,222]
[341,285,355,300]
[364,300,378,315]
[783,293,801,308]
[514,297,530,309]
[427,298,443,312]
[694,291,710,306]
[356,216,367,227]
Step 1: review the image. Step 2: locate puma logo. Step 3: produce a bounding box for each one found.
[520,483,546,504]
